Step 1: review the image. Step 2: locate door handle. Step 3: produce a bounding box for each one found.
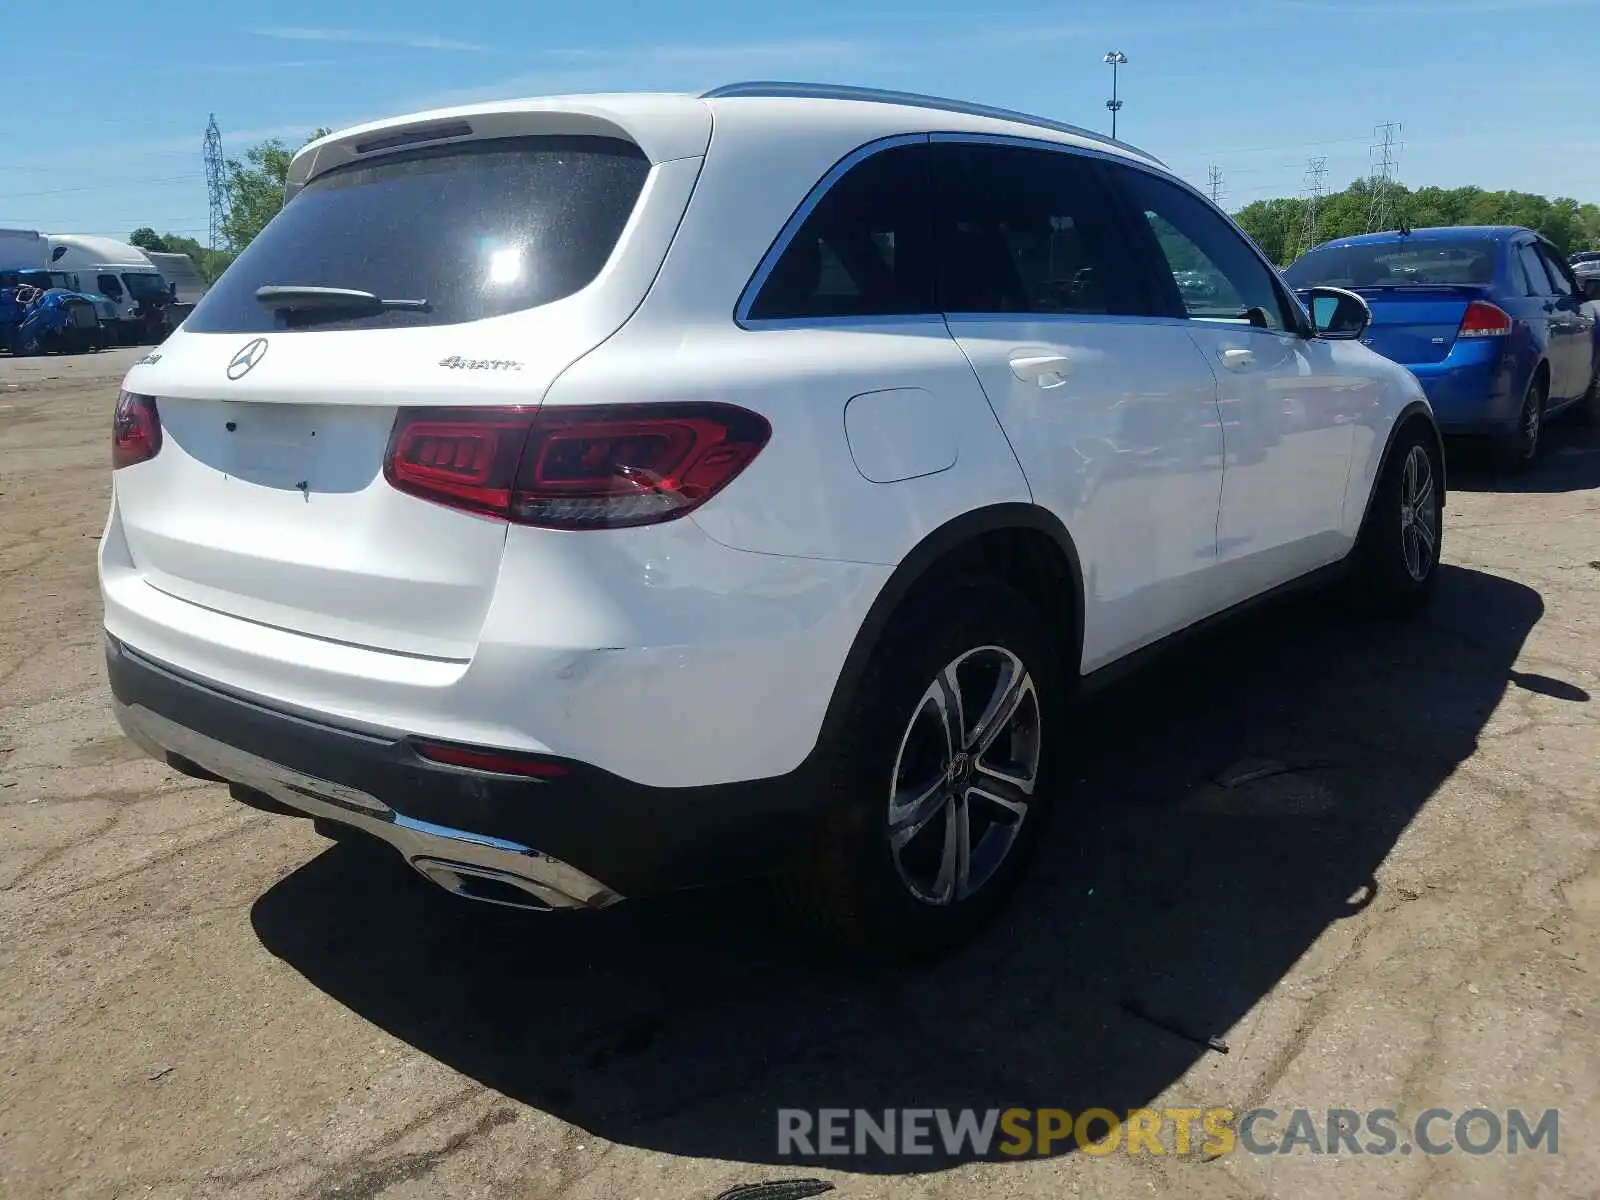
[1008,353,1070,387]
[1218,347,1255,372]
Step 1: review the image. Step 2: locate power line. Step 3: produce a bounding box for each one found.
[0,175,203,201]
[205,114,227,255]
[1367,121,1402,233]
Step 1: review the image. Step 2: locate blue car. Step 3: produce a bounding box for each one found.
[1284,226,1600,469]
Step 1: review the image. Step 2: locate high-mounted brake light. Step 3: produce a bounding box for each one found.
[112,391,162,469]
[1457,300,1512,339]
[383,403,771,529]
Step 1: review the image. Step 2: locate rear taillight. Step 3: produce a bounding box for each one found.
[1457,300,1512,339]
[112,391,161,469]
[383,404,771,530]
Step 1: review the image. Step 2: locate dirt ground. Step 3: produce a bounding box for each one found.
[1,346,1597,1199]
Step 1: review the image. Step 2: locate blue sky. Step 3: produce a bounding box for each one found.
[4,0,1595,242]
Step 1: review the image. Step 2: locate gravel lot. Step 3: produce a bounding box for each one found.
[1,347,1597,1199]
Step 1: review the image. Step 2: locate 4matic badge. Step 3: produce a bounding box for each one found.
[227,338,269,380]
[439,355,523,372]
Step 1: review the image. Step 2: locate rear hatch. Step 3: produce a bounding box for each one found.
[1344,284,1488,366]
[111,106,708,660]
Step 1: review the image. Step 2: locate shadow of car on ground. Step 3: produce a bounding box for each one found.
[252,562,1562,1172]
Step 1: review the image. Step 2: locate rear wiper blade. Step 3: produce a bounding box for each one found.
[254,285,430,314]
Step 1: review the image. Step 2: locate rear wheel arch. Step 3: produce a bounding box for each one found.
[813,505,1085,755]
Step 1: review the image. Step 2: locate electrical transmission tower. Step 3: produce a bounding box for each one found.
[1298,156,1328,258]
[204,114,226,253]
[1367,121,1402,233]
[1207,165,1225,206]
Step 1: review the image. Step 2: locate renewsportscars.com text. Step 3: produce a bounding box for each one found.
[777,1107,1560,1158]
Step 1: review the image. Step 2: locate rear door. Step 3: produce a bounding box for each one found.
[111,130,699,660]
[1534,241,1595,401]
[1108,164,1363,600]
[932,140,1227,671]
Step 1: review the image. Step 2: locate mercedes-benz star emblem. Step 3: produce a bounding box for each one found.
[227,338,269,381]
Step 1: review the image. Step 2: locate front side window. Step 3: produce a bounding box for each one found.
[931,143,1140,316]
[97,274,124,300]
[746,143,934,320]
[1117,168,1295,330]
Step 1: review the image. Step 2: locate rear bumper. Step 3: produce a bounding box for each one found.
[1406,341,1520,434]
[107,635,824,899]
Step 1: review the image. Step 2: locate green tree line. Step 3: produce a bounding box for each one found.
[1236,178,1600,266]
[129,128,330,282]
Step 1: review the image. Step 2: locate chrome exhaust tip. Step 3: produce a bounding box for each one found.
[411,857,600,912]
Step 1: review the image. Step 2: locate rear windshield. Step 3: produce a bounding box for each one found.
[184,135,650,334]
[1284,238,1499,289]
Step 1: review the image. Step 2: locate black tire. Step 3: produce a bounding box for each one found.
[1347,421,1443,616]
[1577,362,1599,425]
[1491,372,1546,471]
[772,580,1064,960]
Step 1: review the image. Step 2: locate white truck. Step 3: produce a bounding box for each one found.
[0,228,49,270]
[46,235,175,344]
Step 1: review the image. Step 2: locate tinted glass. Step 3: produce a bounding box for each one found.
[747,143,933,320]
[185,136,650,334]
[1516,243,1552,295]
[1285,238,1500,288]
[124,273,169,303]
[933,143,1138,316]
[97,274,123,299]
[1536,244,1577,297]
[1119,168,1293,329]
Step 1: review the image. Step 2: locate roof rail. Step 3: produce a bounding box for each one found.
[701,81,1164,165]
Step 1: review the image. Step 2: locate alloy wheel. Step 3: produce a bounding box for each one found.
[1399,443,1438,583]
[1521,390,1542,460]
[886,645,1042,905]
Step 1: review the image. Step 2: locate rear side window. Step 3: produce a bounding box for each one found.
[1516,243,1552,295]
[185,135,650,333]
[745,143,934,320]
[1536,243,1578,297]
[933,143,1142,316]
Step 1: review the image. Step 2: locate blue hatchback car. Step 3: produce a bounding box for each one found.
[1284,227,1599,469]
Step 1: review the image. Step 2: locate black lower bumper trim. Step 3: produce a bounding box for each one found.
[105,635,823,897]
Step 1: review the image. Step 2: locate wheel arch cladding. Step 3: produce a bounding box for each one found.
[1361,402,1446,535]
[813,504,1086,752]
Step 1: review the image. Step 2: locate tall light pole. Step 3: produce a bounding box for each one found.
[1103,50,1128,140]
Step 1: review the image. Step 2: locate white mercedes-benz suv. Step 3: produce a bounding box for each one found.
[102,82,1443,957]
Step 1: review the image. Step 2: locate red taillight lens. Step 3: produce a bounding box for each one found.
[413,741,568,778]
[112,391,162,469]
[383,404,771,530]
[1457,300,1512,339]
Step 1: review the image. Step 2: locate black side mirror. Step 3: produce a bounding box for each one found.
[1305,285,1372,340]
